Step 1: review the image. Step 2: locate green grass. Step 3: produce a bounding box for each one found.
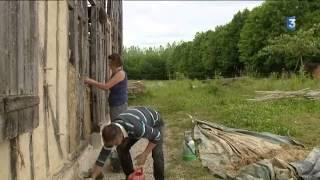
[129,77,320,179]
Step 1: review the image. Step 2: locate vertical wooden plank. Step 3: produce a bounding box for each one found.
[10,138,18,180]
[107,0,111,16]
[82,2,88,77]
[43,0,50,174]
[9,1,18,95]
[74,2,80,145]
[55,0,61,153]
[48,93,63,157]
[0,1,9,95]
[75,16,81,145]
[29,132,35,180]
[100,23,106,124]
[0,114,5,142]
[79,15,84,140]
[32,1,39,95]
[97,20,101,125]
[77,17,82,74]
[0,96,5,142]
[98,23,103,124]
[84,1,91,138]
[90,6,98,131]
[73,2,81,148]
[74,1,79,72]
[43,85,50,174]
[17,1,25,95]
[68,7,75,65]
[23,1,32,95]
[24,1,33,95]
[96,6,101,127]
[105,20,111,117]
[29,1,35,95]
[67,6,73,154]
[118,0,123,54]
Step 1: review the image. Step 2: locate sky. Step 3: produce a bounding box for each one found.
[123,1,264,48]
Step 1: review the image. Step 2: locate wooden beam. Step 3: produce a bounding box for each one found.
[4,95,39,113]
[0,96,4,114]
[67,0,74,10]
[29,132,35,180]
[88,0,96,6]
[0,118,4,142]
[10,138,18,180]
[99,7,107,24]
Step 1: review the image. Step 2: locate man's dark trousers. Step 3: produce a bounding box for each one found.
[117,126,164,180]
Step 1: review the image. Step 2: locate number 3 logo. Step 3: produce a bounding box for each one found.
[287,16,296,31]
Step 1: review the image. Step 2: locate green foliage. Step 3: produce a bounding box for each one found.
[258,24,320,71]
[123,46,168,80]
[239,0,320,73]
[124,1,320,80]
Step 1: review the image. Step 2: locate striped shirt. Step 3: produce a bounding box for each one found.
[96,107,163,167]
[114,106,163,143]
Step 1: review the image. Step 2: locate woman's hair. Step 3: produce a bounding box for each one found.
[108,53,123,68]
[101,124,122,144]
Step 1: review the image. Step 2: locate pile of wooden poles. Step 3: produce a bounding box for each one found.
[128,81,145,96]
[248,88,320,101]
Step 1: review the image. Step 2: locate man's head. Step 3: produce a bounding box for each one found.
[101,124,123,147]
[108,53,123,69]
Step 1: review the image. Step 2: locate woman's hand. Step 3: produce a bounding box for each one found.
[84,78,95,85]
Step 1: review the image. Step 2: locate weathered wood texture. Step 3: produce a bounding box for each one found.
[67,0,123,150]
[88,0,123,131]
[108,0,123,54]
[90,0,108,131]
[68,0,91,153]
[0,1,39,142]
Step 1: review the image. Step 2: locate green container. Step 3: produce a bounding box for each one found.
[183,131,197,161]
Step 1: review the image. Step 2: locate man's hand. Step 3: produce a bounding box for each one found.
[90,165,103,179]
[135,153,148,167]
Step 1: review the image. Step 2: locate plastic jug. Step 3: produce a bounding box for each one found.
[128,168,146,180]
[183,131,197,161]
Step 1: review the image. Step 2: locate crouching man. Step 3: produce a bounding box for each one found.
[91,107,165,180]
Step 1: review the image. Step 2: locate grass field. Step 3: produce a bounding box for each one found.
[128,76,320,179]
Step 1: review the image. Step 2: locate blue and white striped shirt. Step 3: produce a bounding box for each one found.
[96,107,163,167]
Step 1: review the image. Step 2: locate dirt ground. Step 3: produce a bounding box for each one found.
[103,138,155,180]
[77,133,167,180]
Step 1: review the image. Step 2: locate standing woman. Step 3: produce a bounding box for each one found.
[84,53,128,176]
[84,53,128,121]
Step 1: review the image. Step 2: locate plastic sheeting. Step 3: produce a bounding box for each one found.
[193,120,314,179]
[291,148,320,179]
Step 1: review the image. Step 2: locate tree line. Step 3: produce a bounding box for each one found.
[123,0,320,80]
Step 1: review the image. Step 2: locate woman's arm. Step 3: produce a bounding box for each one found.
[84,71,125,90]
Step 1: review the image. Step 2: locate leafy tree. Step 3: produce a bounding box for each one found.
[258,24,320,71]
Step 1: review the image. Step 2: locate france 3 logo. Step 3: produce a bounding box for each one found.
[286,16,296,31]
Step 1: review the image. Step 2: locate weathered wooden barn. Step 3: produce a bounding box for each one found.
[0,0,122,179]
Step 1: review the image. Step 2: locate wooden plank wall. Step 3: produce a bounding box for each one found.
[109,0,123,54]
[0,1,39,179]
[0,1,39,142]
[67,0,123,144]
[89,0,108,131]
[68,0,90,153]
